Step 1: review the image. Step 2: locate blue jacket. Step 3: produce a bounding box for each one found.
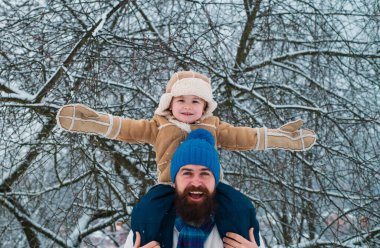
[131,182,260,247]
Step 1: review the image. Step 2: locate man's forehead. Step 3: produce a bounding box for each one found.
[179,165,210,171]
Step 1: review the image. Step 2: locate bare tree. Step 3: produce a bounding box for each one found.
[1,0,379,247]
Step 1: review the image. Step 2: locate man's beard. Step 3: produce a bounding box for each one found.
[174,185,216,228]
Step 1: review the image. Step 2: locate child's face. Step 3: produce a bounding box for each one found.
[171,95,206,123]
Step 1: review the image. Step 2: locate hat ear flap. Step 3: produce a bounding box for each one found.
[155,93,173,116]
[202,100,217,119]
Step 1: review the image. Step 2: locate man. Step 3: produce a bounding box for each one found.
[124,129,262,248]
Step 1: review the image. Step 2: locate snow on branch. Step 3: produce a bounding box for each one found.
[227,77,326,114]
[69,74,159,105]
[78,212,128,238]
[269,60,367,116]
[3,171,92,197]
[32,0,129,103]
[283,226,380,248]
[67,214,92,247]
[0,118,56,192]
[131,1,167,43]
[0,80,35,103]
[0,196,68,247]
[243,49,380,72]
[232,151,376,201]
[282,239,357,248]
[67,211,127,246]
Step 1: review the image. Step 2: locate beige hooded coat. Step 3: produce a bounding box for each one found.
[110,114,269,182]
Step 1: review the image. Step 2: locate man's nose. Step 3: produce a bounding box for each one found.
[190,176,202,186]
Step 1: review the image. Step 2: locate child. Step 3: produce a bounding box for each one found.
[56,71,316,246]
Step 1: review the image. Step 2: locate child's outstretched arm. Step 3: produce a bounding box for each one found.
[56,104,122,139]
[218,119,316,152]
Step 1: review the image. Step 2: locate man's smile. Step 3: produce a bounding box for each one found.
[188,191,205,202]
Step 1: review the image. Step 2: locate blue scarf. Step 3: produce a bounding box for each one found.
[175,216,215,248]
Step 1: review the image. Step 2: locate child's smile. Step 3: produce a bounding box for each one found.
[171,95,206,123]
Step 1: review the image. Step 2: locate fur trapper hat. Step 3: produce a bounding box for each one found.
[154,71,217,119]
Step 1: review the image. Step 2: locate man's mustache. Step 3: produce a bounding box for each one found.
[183,185,210,196]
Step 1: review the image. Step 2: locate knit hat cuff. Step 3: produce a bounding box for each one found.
[171,147,220,184]
[170,129,220,184]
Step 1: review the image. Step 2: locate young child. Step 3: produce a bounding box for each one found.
[56,71,316,246]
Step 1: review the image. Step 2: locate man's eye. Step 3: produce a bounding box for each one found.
[182,172,192,176]
[201,172,211,177]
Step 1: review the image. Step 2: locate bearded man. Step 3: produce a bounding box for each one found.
[124,129,262,248]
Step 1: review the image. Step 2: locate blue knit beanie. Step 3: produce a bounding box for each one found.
[171,129,220,184]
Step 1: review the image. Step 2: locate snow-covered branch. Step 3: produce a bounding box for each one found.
[0,196,68,247]
[243,49,380,72]
[0,118,56,192]
[0,80,35,103]
[32,0,129,103]
[1,171,92,197]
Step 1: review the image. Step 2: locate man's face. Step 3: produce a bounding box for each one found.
[174,165,216,227]
[174,164,216,200]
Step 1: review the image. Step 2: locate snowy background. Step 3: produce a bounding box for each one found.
[0,0,379,247]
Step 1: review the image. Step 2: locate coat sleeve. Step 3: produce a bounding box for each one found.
[56,104,160,144]
[114,118,159,145]
[216,120,259,151]
[215,118,317,152]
